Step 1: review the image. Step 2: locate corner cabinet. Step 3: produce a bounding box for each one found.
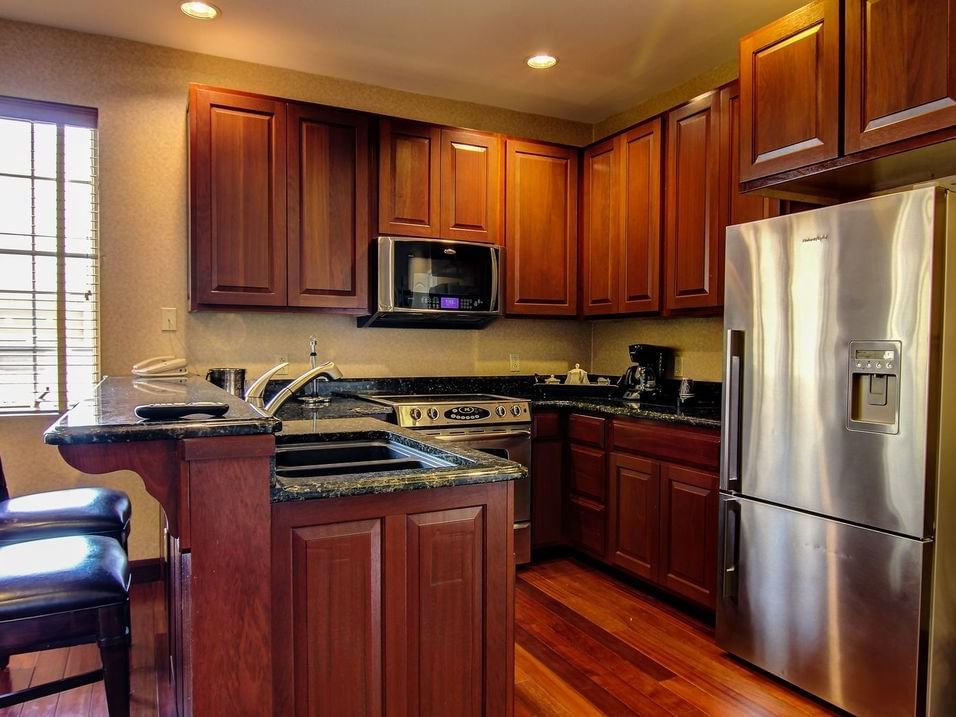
[379,120,502,243]
[189,85,370,312]
[582,118,663,316]
[272,482,515,716]
[504,140,579,316]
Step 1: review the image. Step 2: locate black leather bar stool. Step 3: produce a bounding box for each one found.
[0,534,130,715]
[0,455,131,550]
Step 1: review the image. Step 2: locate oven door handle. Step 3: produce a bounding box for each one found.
[430,430,531,442]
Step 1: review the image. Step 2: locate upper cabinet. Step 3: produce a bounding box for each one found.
[189,87,288,308]
[664,92,723,313]
[581,118,663,316]
[738,0,841,183]
[740,0,956,195]
[845,0,956,153]
[504,140,579,316]
[379,120,501,243]
[189,86,370,312]
[286,105,370,310]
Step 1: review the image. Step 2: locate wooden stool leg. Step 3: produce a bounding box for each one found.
[97,604,130,717]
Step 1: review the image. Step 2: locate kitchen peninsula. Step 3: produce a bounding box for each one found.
[43,377,521,716]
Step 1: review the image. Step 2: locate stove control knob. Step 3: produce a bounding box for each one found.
[511,405,522,417]
[495,405,507,417]
[409,408,422,421]
[427,408,440,420]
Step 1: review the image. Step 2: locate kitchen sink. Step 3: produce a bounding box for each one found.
[274,439,455,479]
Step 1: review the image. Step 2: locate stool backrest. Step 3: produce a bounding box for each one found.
[0,455,8,501]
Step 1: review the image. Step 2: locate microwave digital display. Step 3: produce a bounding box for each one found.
[440,297,460,310]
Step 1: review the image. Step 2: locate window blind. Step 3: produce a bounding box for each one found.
[0,96,99,414]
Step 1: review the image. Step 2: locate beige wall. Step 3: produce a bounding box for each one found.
[590,317,724,381]
[0,18,724,561]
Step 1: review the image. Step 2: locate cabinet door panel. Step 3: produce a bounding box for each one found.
[846,0,956,152]
[739,0,841,181]
[565,497,607,559]
[720,83,780,228]
[582,138,619,315]
[287,105,369,309]
[406,507,484,717]
[609,453,660,581]
[568,444,607,504]
[664,92,722,312]
[532,437,563,548]
[504,140,578,315]
[190,88,287,307]
[379,119,440,237]
[660,464,718,608]
[290,520,383,716]
[619,118,663,314]
[440,129,501,244]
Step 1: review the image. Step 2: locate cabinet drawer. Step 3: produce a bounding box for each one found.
[568,444,606,504]
[612,419,719,472]
[532,411,562,440]
[565,497,606,558]
[568,413,606,448]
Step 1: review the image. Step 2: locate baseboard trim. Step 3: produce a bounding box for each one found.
[130,557,162,584]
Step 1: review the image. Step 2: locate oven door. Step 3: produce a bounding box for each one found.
[425,428,531,524]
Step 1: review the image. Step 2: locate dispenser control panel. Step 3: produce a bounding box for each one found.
[846,340,901,434]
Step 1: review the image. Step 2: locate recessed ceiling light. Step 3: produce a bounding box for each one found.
[180,1,221,20]
[526,54,558,70]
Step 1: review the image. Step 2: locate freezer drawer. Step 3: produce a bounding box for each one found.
[717,495,931,717]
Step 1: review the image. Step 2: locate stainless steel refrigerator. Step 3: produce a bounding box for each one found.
[718,187,956,716]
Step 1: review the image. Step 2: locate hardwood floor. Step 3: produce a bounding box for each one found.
[0,559,836,716]
[515,557,839,717]
[0,582,172,717]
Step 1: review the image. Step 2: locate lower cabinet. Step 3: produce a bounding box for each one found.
[271,482,514,716]
[532,411,720,610]
[531,412,563,548]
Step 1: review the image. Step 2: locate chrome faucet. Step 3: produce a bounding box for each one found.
[264,361,342,415]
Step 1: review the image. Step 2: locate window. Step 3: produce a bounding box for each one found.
[0,96,99,414]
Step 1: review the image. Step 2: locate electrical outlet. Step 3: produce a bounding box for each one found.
[161,307,177,332]
[674,355,685,377]
[509,353,520,373]
[275,355,289,375]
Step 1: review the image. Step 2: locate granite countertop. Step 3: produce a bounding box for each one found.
[274,396,393,422]
[532,397,721,429]
[43,376,281,445]
[272,417,524,502]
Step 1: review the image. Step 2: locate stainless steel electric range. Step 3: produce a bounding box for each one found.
[359,393,532,563]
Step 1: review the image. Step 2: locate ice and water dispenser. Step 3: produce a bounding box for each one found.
[846,340,901,434]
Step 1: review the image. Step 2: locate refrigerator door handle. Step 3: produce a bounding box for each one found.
[721,329,744,492]
[721,498,740,600]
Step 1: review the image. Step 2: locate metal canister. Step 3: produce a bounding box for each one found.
[205,367,246,397]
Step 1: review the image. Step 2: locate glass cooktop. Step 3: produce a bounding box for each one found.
[361,393,518,405]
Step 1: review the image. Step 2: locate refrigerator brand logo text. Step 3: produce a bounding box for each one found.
[801,234,830,243]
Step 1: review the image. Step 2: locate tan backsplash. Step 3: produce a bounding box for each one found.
[590,317,724,381]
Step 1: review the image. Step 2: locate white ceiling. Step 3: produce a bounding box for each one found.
[0,0,806,123]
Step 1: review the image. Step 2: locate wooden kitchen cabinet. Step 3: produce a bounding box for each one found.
[531,411,564,548]
[287,104,369,309]
[189,86,288,308]
[845,0,956,154]
[564,414,608,558]
[664,91,723,313]
[504,139,578,316]
[659,463,718,608]
[379,120,501,243]
[190,85,370,312]
[608,452,660,582]
[272,481,514,716]
[738,0,841,182]
[582,118,663,316]
[720,83,780,227]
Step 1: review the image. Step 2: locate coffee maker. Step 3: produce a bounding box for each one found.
[621,344,673,402]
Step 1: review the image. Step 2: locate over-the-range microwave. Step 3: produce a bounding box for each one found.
[358,236,502,329]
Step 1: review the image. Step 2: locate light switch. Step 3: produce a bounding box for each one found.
[161,307,177,332]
